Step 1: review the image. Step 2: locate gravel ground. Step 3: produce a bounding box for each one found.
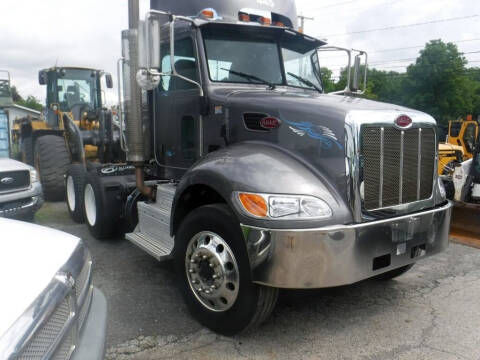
[35,202,480,360]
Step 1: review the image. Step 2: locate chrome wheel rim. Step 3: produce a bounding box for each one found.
[66,176,76,211]
[185,231,240,312]
[84,184,96,226]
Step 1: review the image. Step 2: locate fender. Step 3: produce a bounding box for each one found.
[171,141,352,233]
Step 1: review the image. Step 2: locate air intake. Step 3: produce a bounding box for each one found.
[243,113,270,132]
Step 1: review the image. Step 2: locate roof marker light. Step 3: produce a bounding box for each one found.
[239,12,250,22]
[199,8,217,20]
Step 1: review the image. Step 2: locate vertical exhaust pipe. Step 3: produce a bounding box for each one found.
[127,0,153,198]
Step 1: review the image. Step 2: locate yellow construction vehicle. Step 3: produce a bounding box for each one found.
[438,142,464,175]
[446,114,478,161]
[15,66,123,201]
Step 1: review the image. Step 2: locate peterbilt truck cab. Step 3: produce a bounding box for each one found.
[91,0,452,335]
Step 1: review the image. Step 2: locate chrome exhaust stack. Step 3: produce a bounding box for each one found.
[122,0,153,198]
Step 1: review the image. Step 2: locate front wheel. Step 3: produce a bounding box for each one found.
[174,204,278,335]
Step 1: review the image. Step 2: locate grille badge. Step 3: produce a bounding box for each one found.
[260,117,281,129]
[0,177,14,185]
[395,115,413,129]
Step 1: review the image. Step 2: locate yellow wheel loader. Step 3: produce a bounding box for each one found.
[447,119,480,246]
[15,67,123,201]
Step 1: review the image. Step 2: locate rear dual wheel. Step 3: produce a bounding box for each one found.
[83,171,119,239]
[174,204,278,335]
[65,164,86,223]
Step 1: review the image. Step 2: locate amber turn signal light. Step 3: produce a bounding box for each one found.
[238,193,268,217]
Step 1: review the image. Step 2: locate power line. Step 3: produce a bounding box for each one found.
[311,0,358,10]
[368,50,480,65]
[323,14,479,37]
[370,38,480,54]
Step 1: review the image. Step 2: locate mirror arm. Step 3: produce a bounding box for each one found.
[117,57,128,152]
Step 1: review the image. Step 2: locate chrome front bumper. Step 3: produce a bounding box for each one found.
[242,202,452,289]
[0,182,43,217]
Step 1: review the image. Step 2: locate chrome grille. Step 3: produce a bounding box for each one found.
[18,299,70,360]
[74,255,91,302]
[0,170,30,193]
[52,333,74,360]
[361,126,435,210]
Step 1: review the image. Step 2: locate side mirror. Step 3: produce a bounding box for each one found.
[38,70,47,85]
[352,55,361,92]
[138,16,162,70]
[105,73,113,89]
[136,16,162,90]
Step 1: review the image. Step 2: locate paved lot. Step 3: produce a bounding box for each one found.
[36,202,480,360]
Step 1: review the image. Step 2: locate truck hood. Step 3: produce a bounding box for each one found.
[0,158,33,172]
[212,87,427,201]
[0,218,80,338]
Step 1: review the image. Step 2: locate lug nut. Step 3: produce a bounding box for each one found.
[205,290,211,294]
[188,269,195,274]
[197,288,203,292]
[202,255,208,260]
[190,259,196,264]
[210,285,216,289]
[209,263,215,268]
[192,280,199,284]
[212,275,218,279]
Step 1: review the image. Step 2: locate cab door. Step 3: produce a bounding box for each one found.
[154,25,201,179]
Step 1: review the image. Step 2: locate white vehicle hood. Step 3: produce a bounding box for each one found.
[0,158,32,172]
[0,218,80,338]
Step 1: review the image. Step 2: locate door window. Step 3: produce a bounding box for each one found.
[160,37,198,91]
[464,124,476,153]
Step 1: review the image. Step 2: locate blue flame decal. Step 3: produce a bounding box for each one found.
[285,120,343,150]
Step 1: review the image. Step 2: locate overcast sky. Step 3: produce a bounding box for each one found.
[0,0,478,105]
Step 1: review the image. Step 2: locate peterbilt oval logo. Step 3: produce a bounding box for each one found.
[395,115,413,128]
[0,177,14,185]
[260,117,281,129]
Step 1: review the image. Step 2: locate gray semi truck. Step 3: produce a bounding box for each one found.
[69,0,452,334]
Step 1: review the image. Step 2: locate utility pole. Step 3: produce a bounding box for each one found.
[298,15,314,33]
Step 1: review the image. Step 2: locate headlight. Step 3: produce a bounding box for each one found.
[30,168,39,183]
[237,192,332,220]
[438,177,446,200]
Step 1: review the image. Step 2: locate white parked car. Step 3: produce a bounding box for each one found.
[0,158,43,220]
[0,218,107,359]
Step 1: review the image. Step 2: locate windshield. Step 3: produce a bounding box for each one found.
[203,31,323,92]
[55,69,100,111]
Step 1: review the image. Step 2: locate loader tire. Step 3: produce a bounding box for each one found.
[174,204,279,336]
[65,164,86,223]
[21,136,33,166]
[35,135,70,201]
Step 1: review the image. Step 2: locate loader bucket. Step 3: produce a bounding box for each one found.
[450,202,480,248]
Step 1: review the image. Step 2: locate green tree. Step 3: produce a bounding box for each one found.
[401,40,477,126]
[10,85,43,112]
[320,67,336,93]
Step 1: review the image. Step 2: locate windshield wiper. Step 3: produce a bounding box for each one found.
[221,68,276,90]
[287,72,322,93]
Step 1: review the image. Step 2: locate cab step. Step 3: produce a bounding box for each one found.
[125,183,176,261]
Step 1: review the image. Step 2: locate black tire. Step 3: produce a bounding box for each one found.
[374,264,414,281]
[35,135,70,201]
[21,136,33,166]
[174,204,278,335]
[83,171,119,239]
[65,164,86,223]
